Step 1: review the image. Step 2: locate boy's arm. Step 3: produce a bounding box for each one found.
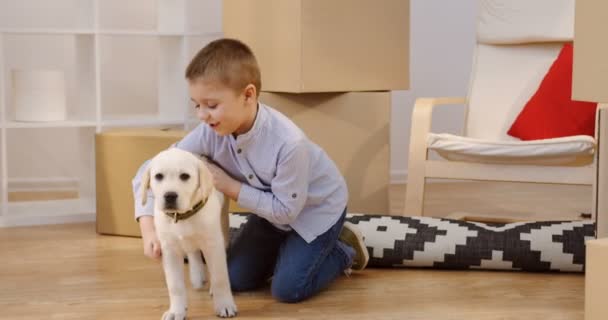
[132,159,155,221]
[237,141,310,225]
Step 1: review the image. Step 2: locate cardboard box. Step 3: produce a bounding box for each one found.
[260,91,390,213]
[223,0,409,93]
[96,128,247,237]
[585,237,608,320]
[573,0,608,102]
[95,128,187,237]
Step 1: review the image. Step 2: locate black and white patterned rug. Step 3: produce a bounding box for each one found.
[229,213,595,272]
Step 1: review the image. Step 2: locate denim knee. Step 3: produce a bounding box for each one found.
[271,278,310,303]
[228,263,266,292]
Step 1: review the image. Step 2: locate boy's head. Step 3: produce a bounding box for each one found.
[186,38,262,137]
[185,38,261,97]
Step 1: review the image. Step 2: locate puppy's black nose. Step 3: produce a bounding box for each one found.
[164,192,178,204]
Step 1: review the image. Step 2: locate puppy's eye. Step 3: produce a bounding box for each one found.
[155,173,164,181]
[180,173,190,181]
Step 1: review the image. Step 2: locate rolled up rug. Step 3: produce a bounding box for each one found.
[229,212,595,272]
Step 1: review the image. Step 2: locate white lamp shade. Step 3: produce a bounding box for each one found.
[12,69,67,122]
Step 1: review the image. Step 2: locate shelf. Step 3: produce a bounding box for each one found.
[0,0,217,227]
[2,33,97,123]
[101,116,185,128]
[99,36,162,117]
[0,29,220,37]
[97,30,188,37]
[6,127,97,212]
[4,120,97,128]
[0,28,95,35]
[99,35,190,120]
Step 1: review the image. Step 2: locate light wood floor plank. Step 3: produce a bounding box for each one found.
[0,183,587,319]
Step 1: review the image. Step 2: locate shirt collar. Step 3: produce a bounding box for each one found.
[233,102,267,146]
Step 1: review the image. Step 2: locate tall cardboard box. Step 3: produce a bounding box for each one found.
[96,128,248,237]
[96,128,187,237]
[261,91,390,213]
[223,0,409,93]
[572,0,608,102]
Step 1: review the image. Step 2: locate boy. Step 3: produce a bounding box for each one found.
[133,38,369,303]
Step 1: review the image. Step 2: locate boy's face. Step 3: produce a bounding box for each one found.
[189,79,256,136]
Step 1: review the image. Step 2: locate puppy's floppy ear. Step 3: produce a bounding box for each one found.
[197,159,214,200]
[139,166,151,206]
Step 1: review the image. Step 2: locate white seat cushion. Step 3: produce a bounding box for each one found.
[428,133,595,164]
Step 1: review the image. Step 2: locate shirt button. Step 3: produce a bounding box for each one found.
[248,174,254,180]
[237,148,242,154]
[292,193,297,198]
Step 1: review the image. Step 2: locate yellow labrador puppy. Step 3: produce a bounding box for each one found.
[140,148,237,319]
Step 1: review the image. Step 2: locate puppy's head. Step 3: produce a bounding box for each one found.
[139,148,214,213]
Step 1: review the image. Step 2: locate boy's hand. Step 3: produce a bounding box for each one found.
[139,215,162,260]
[207,163,241,201]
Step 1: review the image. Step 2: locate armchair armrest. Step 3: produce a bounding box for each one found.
[595,104,608,141]
[409,97,467,157]
[404,97,466,216]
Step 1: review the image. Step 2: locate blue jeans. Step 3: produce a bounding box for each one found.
[227,209,354,303]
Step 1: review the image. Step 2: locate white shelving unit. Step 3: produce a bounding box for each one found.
[0,0,222,227]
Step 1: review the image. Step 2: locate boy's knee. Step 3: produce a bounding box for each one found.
[228,264,261,292]
[271,280,309,303]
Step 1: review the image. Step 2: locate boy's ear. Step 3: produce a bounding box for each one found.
[244,84,256,101]
[139,166,151,206]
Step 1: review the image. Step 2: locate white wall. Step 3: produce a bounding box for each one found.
[390,0,478,183]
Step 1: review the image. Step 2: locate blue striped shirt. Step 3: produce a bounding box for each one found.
[132,102,348,243]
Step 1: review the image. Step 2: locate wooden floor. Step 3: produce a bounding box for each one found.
[0,182,588,319]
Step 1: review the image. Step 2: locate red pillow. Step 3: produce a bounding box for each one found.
[507,43,598,140]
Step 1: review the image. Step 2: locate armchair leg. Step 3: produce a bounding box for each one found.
[404,139,427,216]
[404,169,425,216]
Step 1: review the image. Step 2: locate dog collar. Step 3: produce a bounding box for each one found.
[165,199,205,223]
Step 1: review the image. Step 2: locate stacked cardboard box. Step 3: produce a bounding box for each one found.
[224,0,410,213]
[95,128,187,236]
[95,128,246,237]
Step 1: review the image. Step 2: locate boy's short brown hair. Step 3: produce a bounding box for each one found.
[185,38,261,97]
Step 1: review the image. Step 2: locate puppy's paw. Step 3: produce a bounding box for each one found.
[214,297,237,318]
[161,310,186,320]
[190,272,206,290]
